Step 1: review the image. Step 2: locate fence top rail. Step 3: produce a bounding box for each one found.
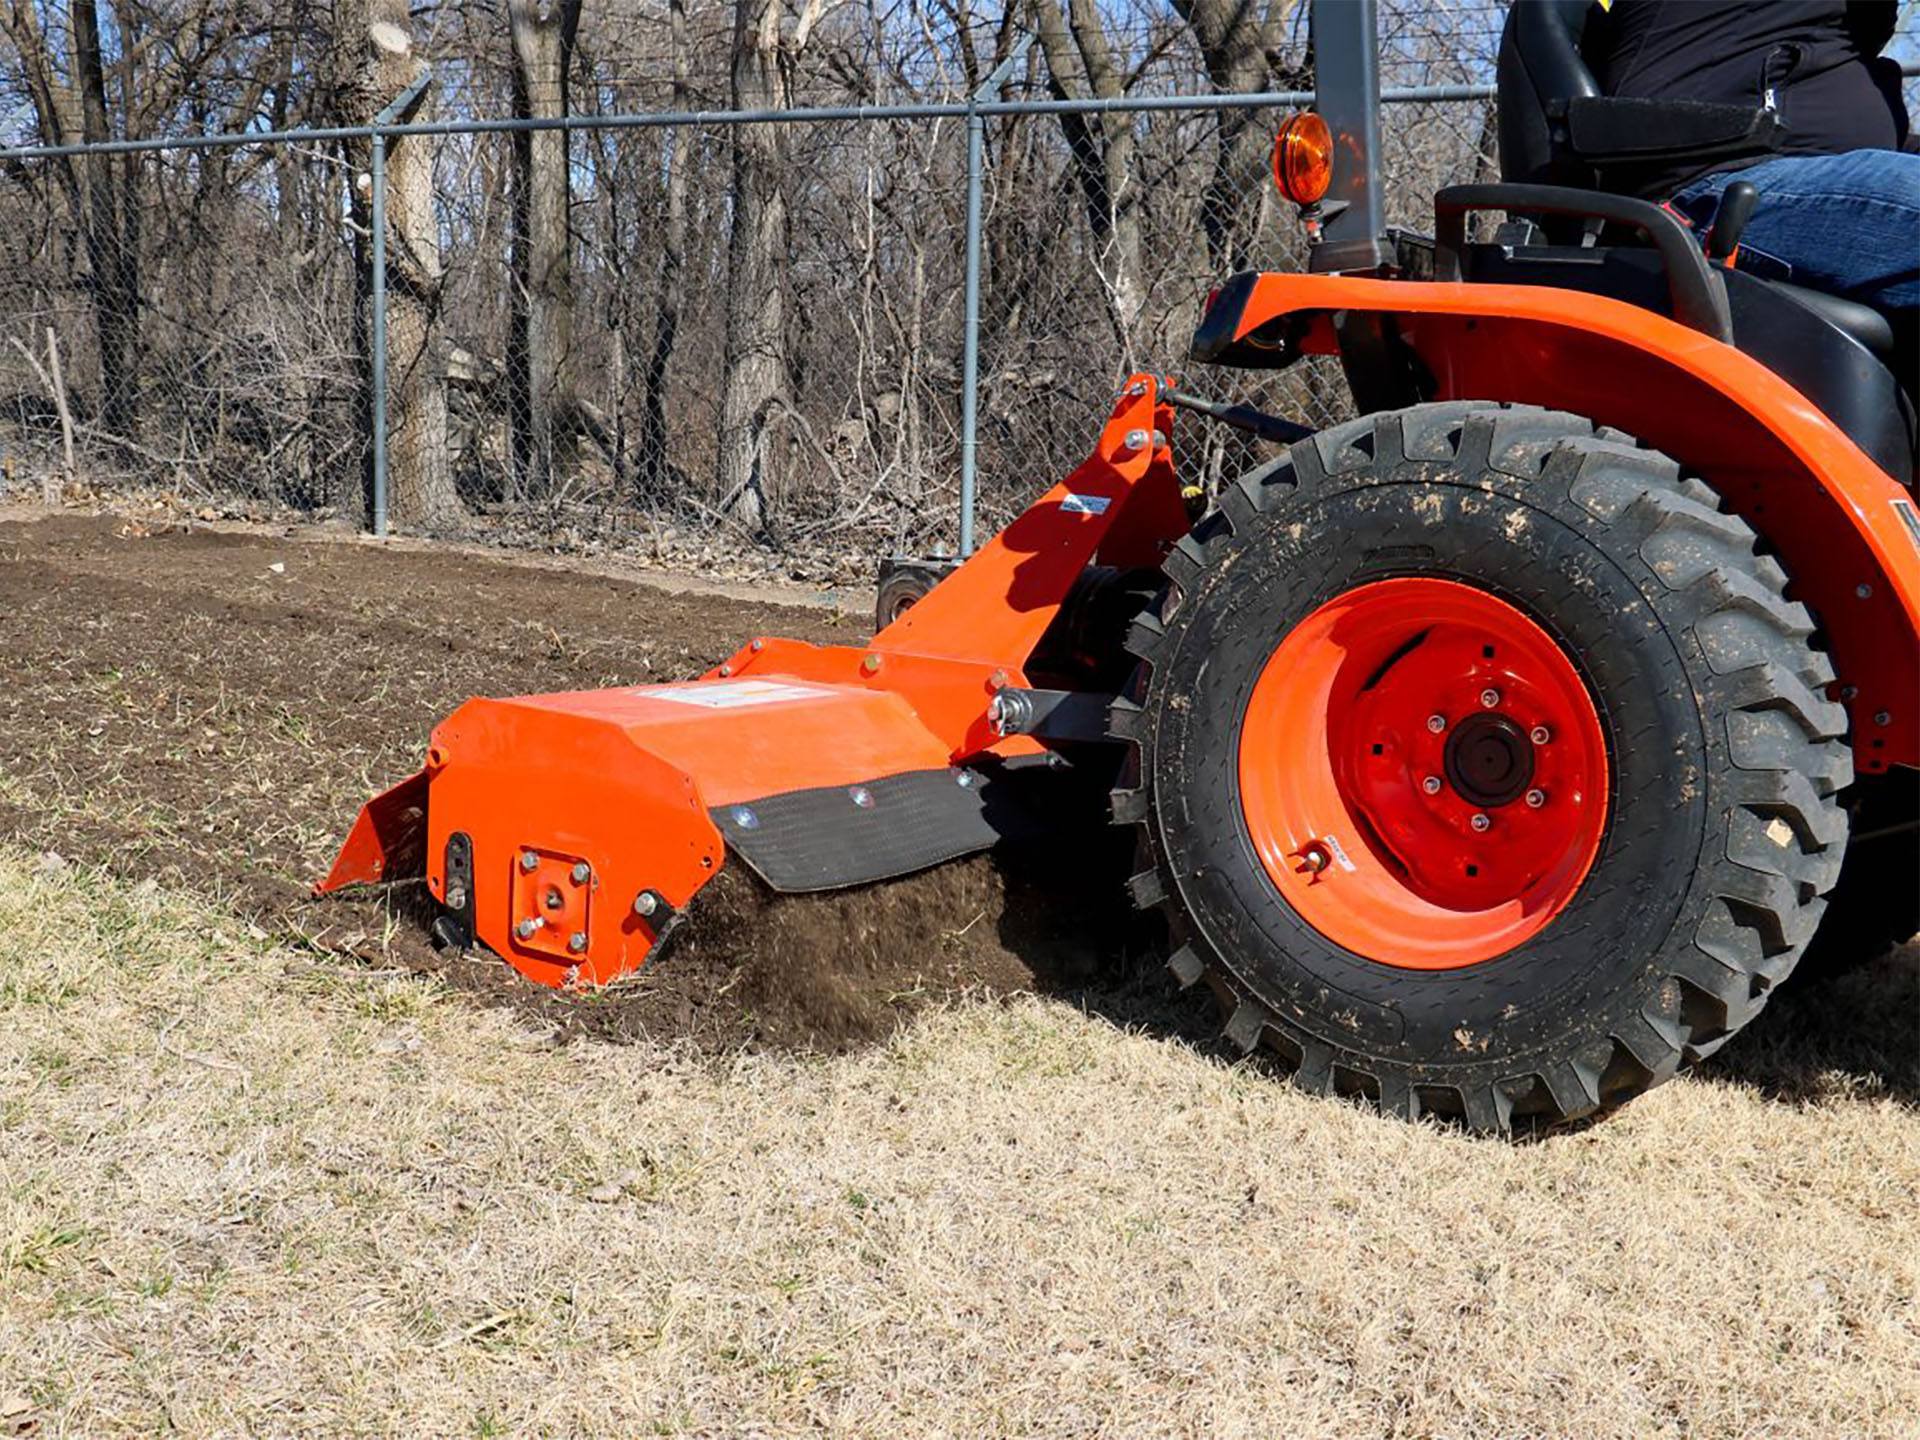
[0,83,1501,164]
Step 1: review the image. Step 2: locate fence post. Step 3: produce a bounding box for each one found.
[367,71,432,539]
[958,37,1032,556]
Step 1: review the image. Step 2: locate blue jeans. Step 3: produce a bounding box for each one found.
[1671,149,1920,319]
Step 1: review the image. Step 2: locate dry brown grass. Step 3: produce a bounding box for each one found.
[2,847,1917,1439]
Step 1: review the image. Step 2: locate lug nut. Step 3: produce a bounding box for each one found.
[519,850,539,873]
[1529,725,1551,745]
[1299,843,1331,873]
[1427,714,1447,733]
[1479,688,1501,709]
[571,861,591,884]
[515,917,543,939]
[1422,775,1443,795]
[1469,813,1491,833]
[1524,789,1546,808]
[633,891,659,917]
[568,931,588,954]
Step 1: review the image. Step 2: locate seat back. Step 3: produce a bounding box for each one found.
[1496,0,1600,185]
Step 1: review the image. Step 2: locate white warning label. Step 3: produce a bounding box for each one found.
[644,680,829,709]
[1059,492,1112,516]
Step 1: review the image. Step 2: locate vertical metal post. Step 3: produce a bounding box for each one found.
[369,131,389,538]
[957,36,1032,556]
[1308,0,1390,273]
[958,107,984,557]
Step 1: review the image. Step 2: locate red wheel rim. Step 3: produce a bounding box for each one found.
[1238,577,1610,969]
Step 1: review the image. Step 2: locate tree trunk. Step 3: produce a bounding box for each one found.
[1176,0,1303,272]
[334,0,458,528]
[718,0,798,536]
[507,0,582,499]
[65,2,142,443]
[638,0,689,505]
[1029,0,1146,361]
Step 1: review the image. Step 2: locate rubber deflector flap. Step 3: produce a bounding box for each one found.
[716,766,1027,893]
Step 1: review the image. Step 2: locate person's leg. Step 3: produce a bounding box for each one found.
[1672,150,1920,317]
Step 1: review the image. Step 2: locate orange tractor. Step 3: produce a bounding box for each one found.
[323,0,1918,1131]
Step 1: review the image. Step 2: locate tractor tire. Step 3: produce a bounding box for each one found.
[1115,403,1852,1132]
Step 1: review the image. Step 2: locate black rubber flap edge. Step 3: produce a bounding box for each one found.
[715,764,1047,893]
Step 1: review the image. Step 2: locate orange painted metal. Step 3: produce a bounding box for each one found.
[1222,273,1920,772]
[1240,578,1609,969]
[318,375,1192,987]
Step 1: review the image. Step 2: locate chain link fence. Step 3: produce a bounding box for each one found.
[0,3,1912,577]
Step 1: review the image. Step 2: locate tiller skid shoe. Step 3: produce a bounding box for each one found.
[318,377,1190,987]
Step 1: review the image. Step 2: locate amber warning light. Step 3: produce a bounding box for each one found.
[1271,111,1333,208]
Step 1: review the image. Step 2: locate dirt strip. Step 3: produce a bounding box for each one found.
[0,512,1152,1052]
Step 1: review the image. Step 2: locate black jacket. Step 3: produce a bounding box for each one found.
[1580,0,1911,196]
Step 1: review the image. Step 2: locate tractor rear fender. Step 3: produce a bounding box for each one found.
[1209,273,1920,773]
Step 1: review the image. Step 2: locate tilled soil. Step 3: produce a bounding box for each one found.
[0,511,1152,1051]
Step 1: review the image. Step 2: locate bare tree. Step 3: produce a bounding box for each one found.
[718,0,833,534]
[333,0,458,526]
[638,0,691,503]
[3,0,144,438]
[1028,0,1147,361]
[507,0,583,496]
[1177,0,1305,271]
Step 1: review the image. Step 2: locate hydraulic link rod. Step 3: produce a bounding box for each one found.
[1161,388,1315,445]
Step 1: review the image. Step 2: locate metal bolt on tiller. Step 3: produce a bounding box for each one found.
[1470,813,1492,832]
[1422,775,1443,795]
[519,850,539,873]
[1427,714,1447,733]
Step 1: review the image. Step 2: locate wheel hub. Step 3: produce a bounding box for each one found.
[1444,712,1535,808]
[1237,577,1611,969]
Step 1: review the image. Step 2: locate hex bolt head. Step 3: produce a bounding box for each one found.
[861,653,882,675]
[750,638,765,652]
[1524,788,1546,808]
[717,663,733,677]
[1874,710,1893,727]
[1469,812,1492,832]
[1427,714,1447,733]
[1299,843,1331,873]
[1856,583,1873,599]
[954,769,977,789]
[1479,688,1501,709]
[1529,725,1551,745]
[571,861,591,884]
[568,932,588,954]
[515,917,543,939]
[1422,775,1443,795]
[731,805,760,830]
[519,850,539,873]
[850,785,874,809]
[633,891,659,918]
[1123,427,1150,451]
[445,885,468,911]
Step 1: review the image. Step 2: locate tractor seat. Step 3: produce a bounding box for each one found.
[1768,282,1895,365]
